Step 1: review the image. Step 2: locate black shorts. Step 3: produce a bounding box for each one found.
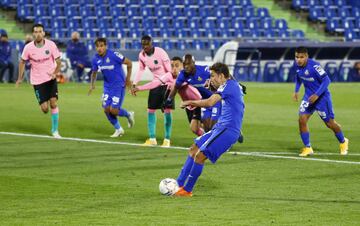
[148,85,175,109]
[33,79,58,104]
[185,107,201,123]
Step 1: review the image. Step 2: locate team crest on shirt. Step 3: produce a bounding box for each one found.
[106,57,110,63]
[45,50,50,55]
[305,70,309,75]
[198,77,202,81]
[154,60,158,64]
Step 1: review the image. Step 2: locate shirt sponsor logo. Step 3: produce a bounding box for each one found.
[305,70,309,75]
[99,65,115,70]
[106,57,110,63]
[300,76,315,81]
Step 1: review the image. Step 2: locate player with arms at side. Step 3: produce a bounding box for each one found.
[16,24,62,138]
[132,35,174,147]
[175,63,245,197]
[293,47,349,157]
[131,56,184,147]
[88,38,134,137]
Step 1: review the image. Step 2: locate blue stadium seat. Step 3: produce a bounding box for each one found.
[322,0,333,7]
[275,19,288,30]
[65,5,80,17]
[215,6,228,17]
[96,5,110,17]
[278,29,290,38]
[257,8,270,18]
[324,7,338,19]
[193,40,205,50]
[342,19,355,30]
[49,0,64,4]
[261,17,273,29]
[308,0,319,7]
[308,7,324,22]
[291,30,305,38]
[264,61,280,82]
[157,18,171,29]
[338,7,350,18]
[233,18,245,30]
[203,18,217,29]
[278,61,295,82]
[186,6,199,17]
[338,61,352,82]
[143,17,156,29]
[83,17,97,29]
[351,7,360,17]
[17,5,34,21]
[200,6,213,17]
[219,18,231,29]
[127,17,142,29]
[67,18,81,30]
[324,61,339,81]
[161,40,173,50]
[83,29,99,38]
[248,61,261,81]
[344,29,356,41]
[50,5,64,17]
[81,5,95,17]
[34,5,48,17]
[326,19,340,33]
[112,5,126,17]
[172,5,185,17]
[156,5,170,17]
[233,62,248,81]
[242,7,254,17]
[141,6,155,17]
[51,29,68,39]
[230,6,242,17]
[51,18,65,29]
[127,5,140,17]
[246,18,259,30]
[98,18,113,29]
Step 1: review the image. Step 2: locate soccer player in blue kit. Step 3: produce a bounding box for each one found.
[168,54,219,135]
[88,38,135,137]
[293,47,349,157]
[175,62,245,197]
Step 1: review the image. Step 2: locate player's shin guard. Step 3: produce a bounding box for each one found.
[51,107,59,133]
[164,110,172,139]
[300,132,311,147]
[335,131,345,143]
[118,108,129,118]
[105,112,120,129]
[177,155,194,187]
[148,110,156,139]
[184,162,204,192]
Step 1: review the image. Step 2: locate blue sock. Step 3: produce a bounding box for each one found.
[335,131,345,143]
[300,132,311,147]
[148,112,156,138]
[105,112,120,130]
[51,112,59,133]
[118,108,129,118]
[164,113,172,139]
[184,162,204,192]
[177,155,194,187]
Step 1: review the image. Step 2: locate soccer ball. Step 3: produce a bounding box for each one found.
[159,178,179,196]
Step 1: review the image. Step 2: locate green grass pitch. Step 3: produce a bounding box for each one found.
[0,82,359,225]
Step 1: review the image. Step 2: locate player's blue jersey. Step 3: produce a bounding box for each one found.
[294,59,330,98]
[92,50,126,90]
[176,65,212,99]
[215,79,245,132]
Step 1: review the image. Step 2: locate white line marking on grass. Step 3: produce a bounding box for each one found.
[0,131,188,150]
[1,132,359,165]
[229,152,360,165]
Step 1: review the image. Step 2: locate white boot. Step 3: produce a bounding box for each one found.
[110,128,124,137]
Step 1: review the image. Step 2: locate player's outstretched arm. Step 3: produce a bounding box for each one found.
[181,93,221,109]
[88,71,97,96]
[15,59,26,88]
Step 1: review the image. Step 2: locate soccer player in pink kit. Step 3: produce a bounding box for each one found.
[16,24,62,138]
[132,35,174,147]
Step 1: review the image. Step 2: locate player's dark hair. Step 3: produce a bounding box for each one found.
[141,35,152,42]
[183,54,195,62]
[32,23,44,32]
[295,46,308,54]
[210,62,230,78]
[95,37,107,46]
[171,56,182,62]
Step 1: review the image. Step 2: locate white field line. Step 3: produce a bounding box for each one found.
[1,131,359,165]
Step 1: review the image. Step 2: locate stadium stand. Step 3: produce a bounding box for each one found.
[0,0,359,82]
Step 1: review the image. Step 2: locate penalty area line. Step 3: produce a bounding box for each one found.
[229,152,360,165]
[1,131,359,165]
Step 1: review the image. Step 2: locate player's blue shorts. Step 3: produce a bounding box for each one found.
[201,102,222,121]
[299,94,335,122]
[102,87,125,109]
[195,125,239,164]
